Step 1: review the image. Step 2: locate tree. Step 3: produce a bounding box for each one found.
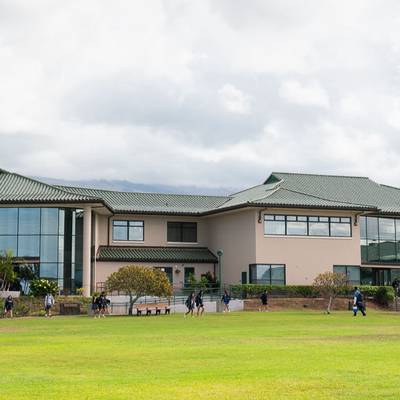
[29,279,59,297]
[105,265,173,315]
[313,271,349,314]
[0,250,16,292]
[17,264,38,294]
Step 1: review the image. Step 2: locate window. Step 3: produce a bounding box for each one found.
[0,208,18,235]
[112,220,144,241]
[333,265,360,285]
[18,208,40,235]
[184,267,195,285]
[286,216,308,236]
[330,217,351,237]
[155,267,173,284]
[249,264,285,285]
[308,216,329,236]
[167,222,197,242]
[264,215,285,235]
[264,215,351,237]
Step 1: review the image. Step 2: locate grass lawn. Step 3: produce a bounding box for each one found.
[1,311,400,400]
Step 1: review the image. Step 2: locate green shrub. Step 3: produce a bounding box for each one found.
[229,284,394,300]
[374,286,395,307]
[229,284,320,298]
[29,279,59,297]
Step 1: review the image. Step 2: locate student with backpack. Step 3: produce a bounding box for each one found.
[98,292,108,318]
[44,293,55,318]
[221,290,231,313]
[3,295,14,319]
[184,292,195,317]
[353,287,366,317]
[195,290,205,316]
[91,293,99,318]
[259,290,268,312]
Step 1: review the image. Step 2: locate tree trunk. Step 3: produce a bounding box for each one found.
[128,294,133,316]
[327,296,333,314]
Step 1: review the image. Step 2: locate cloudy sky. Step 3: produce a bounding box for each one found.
[1,0,400,190]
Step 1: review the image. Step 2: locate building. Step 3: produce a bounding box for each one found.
[1,168,400,295]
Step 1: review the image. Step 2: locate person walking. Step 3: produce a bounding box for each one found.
[392,278,399,297]
[184,292,195,317]
[91,293,100,318]
[44,293,55,318]
[195,290,205,316]
[259,290,268,312]
[221,290,231,313]
[3,295,14,319]
[353,287,366,317]
[98,292,108,318]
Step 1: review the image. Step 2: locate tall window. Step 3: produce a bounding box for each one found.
[264,215,351,237]
[249,264,285,285]
[360,216,400,263]
[112,220,144,241]
[167,222,197,242]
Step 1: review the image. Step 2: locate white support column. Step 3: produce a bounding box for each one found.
[82,206,92,297]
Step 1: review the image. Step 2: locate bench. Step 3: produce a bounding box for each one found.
[135,303,171,316]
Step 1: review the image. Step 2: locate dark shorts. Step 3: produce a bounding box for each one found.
[261,300,268,305]
[5,306,12,311]
[45,305,52,311]
[92,304,99,311]
[196,303,204,308]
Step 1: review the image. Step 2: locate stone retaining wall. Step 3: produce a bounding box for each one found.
[244,297,385,311]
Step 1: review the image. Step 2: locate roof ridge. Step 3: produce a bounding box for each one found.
[263,187,378,209]
[246,186,281,203]
[272,171,370,179]
[229,183,272,196]
[57,184,231,199]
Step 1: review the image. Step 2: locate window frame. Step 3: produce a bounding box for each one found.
[112,219,144,242]
[333,265,360,285]
[248,264,286,285]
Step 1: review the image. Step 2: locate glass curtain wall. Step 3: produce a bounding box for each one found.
[360,216,400,263]
[0,207,83,292]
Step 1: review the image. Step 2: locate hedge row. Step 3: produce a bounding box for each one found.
[229,284,395,300]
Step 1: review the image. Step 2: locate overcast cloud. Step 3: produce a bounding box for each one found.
[1,0,400,190]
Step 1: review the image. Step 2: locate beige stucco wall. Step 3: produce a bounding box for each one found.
[93,207,365,287]
[95,261,215,289]
[95,214,207,248]
[256,208,362,285]
[206,209,257,285]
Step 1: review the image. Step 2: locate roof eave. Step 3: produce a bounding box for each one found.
[249,203,379,212]
[96,257,217,263]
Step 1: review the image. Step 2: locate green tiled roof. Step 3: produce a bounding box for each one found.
[3,167,400,215]
[264,172,400,214]
[97,246,218,263]
[57,186,229,215]
[0,169,103,205]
